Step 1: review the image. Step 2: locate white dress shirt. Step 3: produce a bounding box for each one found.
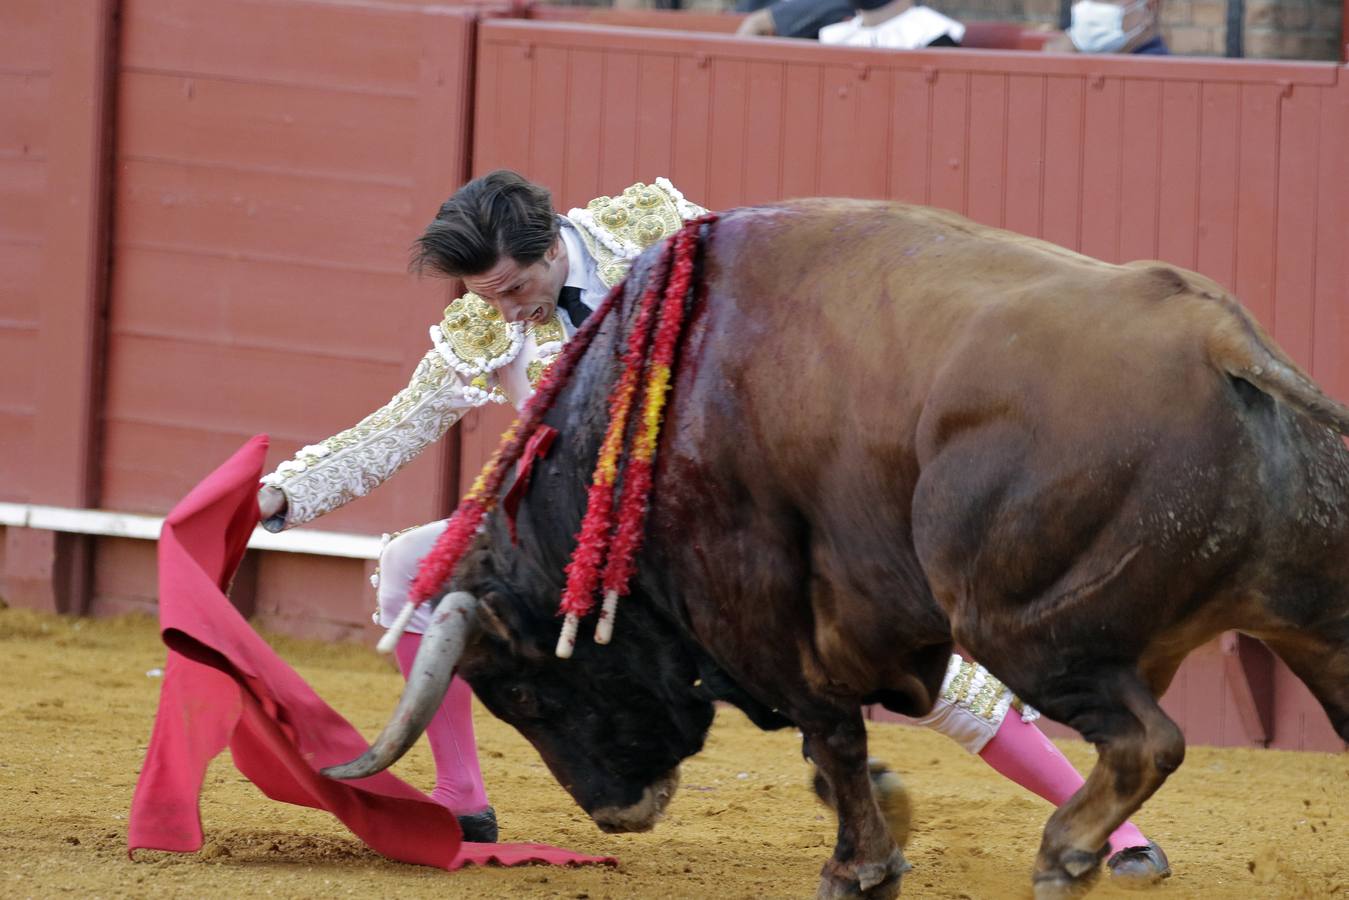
[818,5,965,49]
[558,217,609,337]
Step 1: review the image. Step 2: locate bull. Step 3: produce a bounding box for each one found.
[325,200,1349,898]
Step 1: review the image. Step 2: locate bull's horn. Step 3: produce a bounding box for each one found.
[321,591,478,780]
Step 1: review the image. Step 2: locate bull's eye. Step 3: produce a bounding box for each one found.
[505,683,538,715]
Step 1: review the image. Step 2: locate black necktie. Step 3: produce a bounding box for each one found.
[557,286,590,328]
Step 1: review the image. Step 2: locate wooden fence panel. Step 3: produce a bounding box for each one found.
[106,0,476,528]
[0,0,51,504]
[93,0,478,634]
[1,0,116,615]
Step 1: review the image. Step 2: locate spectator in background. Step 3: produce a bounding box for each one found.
[734,0,853,39]
[1044,0,1170,53]
[818,0,965,47]
[737,0,964,45]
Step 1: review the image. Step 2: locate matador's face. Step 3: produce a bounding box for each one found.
[462,235,569,325]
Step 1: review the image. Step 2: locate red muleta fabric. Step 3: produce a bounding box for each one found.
[127,434,616,872]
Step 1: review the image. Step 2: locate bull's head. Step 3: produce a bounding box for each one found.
[323,555,716,833]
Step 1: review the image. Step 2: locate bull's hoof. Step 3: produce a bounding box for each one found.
[817,849,910,900]
[1107,840,1171,885]
[867,760,913,850]
[1032,847,1106,900]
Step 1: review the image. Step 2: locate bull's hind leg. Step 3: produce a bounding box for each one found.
[802,714,911,899]
[1015,669,1185,899]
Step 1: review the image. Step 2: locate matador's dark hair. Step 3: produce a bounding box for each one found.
[412,169,560,278]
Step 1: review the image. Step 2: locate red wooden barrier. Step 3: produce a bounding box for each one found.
[0,0,54,508]
[470,20,1348,749]
[0,1,50,507]
[0,0,117,615]
[91,0,479,636]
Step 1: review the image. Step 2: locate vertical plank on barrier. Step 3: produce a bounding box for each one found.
[1312,76,1349,399]
[1004,74,1046,239]
[563,48,605,208]
[1118,78,1162,263]
[1196,82,1239,292]
[1042,75,1084,251]
[0,0,48,505]
[781,65,822,199]
[966,72,1008,230]
[708,58,749,207]
[888,68,931,205]
[744,61,785,206]
[478,37,534,175]
[20,0,116,615]
[1157,80,1200,269]
[529,45,569,193]
[1233,83,1280,330]
[927,70,969,216]
[35,0,115,507]
[1080,75,1123,262]
[472,36,499,169]
[672,54,712,206]
[852,66,892,201]
[1269,84,1320,368]
[819,66,854,197]
[635,54,676,182]
[821,64,889,200]
[598,51,640,189]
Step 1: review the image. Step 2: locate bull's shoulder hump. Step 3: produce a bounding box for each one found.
[1119,259,1228,299]
[723,198,1016,246]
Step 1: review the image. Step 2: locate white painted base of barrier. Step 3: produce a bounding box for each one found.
[0,502,381,560]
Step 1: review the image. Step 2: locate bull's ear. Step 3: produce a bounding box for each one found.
[477,594,514,644]
[476,593,548,661]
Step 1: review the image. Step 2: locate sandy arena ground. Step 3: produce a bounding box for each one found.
[1,607,1344,899]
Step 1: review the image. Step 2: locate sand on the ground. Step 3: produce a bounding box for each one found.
[1,608,1344,899]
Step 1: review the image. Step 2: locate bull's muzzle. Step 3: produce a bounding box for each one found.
[590,768,681,833]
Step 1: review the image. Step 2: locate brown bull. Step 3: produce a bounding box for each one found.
[327,199,1349,898]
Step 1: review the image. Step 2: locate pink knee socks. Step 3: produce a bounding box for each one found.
[393,633,491,815]
[978,709,1148,853]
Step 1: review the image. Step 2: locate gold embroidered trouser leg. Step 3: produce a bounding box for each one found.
[910,655,1037,754]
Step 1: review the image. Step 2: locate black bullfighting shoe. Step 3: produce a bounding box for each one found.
[1107,840,1171,884]
[457,806,499,843]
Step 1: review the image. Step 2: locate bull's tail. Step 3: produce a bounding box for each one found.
[1204,292,1349,435]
